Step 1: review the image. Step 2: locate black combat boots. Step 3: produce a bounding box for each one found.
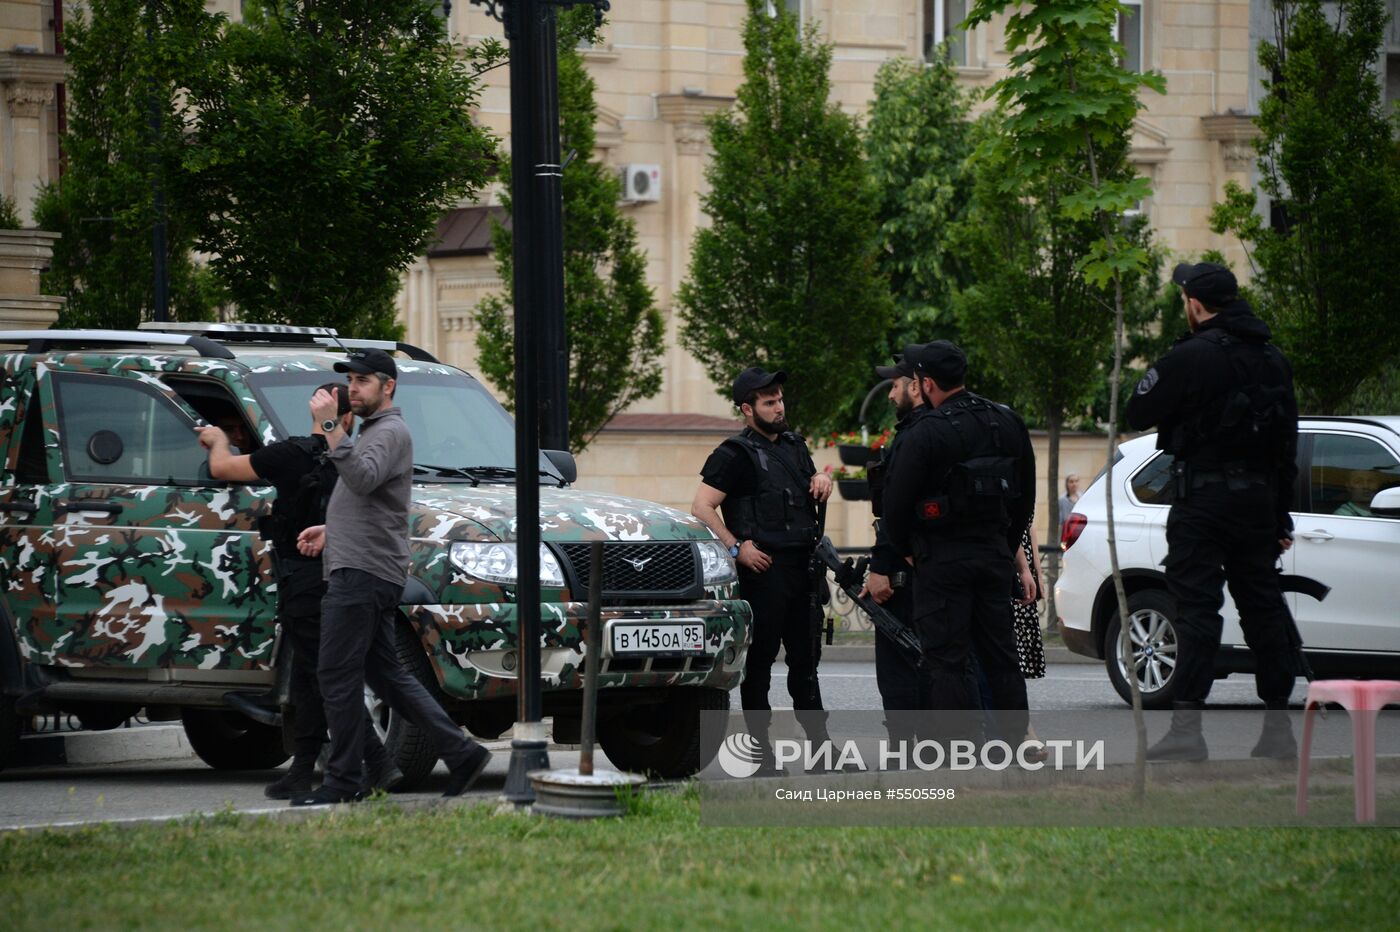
[1249,700,1297,760]
[1146,701,1209,762]
[265,757,316,799]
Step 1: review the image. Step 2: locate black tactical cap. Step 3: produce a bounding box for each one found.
[731,366,786,404]
[875,345,920,380]
[909,340,967,386]
[334,347,398,380]
[1172,261,1239,308]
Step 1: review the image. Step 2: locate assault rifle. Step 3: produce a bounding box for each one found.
[812,537,922,663]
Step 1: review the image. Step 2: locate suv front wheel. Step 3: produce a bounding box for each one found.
[598,686,729,778]
[1105,589,1180,710]
[362,619,448,791]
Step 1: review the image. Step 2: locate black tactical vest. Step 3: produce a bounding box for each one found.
[1167,329,1292,470]
[264,435,339,559]
[919,393,1020,533]
[720,429,819,551]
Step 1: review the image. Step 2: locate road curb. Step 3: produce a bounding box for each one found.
[16,724,196,768]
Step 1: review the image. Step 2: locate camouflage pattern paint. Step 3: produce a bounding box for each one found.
[0,342,749,696]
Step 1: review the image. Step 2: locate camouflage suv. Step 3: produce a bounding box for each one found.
[0,324,750,783]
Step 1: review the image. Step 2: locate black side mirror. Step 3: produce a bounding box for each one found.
[543,449,577,485]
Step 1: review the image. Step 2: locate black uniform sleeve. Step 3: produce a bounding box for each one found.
[699,443,749,496]
[868,523,902,576]
[1125,343,1196,431]
[248,439,307,485]
[1007,412,1037,553]
[881,425,931,559]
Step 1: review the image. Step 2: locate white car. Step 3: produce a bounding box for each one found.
[1056,417,1400,708]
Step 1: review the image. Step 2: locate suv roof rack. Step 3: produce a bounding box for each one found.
[0,329,236,360]
[138,322,440,363]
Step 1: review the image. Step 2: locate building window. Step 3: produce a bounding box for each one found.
[1116,1,1143,73]
[924,0,968,66]
[765,0,802,22]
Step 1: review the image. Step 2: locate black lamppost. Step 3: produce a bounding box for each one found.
[467,0,607,805]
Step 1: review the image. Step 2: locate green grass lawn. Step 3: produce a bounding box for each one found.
[3,786,1397,930]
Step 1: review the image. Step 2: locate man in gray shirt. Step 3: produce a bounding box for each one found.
[291,348,490,806]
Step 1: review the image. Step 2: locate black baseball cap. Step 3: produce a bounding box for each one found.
[1172,261,1239,308]
[334,348,398,380]
[875,345,920,380]
[731,366,786,404]
[908,340,967,386]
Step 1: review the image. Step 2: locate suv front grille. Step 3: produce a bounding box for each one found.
[556,542,701,601]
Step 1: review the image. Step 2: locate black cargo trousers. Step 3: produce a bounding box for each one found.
[1163,481,1297,704]
[276,556,393,776]
[318,568,480,794]
[874,582,927,712]
[911,535,1028,742]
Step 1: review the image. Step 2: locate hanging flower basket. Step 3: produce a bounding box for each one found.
[836,479,870,501]
[838,444,876,467]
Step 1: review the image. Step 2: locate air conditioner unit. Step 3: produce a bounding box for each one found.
[621,164,662,202]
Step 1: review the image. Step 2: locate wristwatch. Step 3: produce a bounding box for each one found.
[728,540,744,559]
[320,418,338,434]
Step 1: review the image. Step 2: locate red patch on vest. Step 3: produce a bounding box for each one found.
[921,501,942,520]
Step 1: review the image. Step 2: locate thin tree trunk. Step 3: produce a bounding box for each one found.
[1081,128,1147,800]
[1044,410,1062,635]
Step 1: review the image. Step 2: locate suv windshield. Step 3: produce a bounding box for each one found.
[248,369,556,481]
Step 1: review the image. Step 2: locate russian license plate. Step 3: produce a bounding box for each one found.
[609,621,707,656]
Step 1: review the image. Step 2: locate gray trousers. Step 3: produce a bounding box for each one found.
[317,568,475,793]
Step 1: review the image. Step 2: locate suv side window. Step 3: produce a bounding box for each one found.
[14,393,49,484]
[1306,433,1400,517]
[1130,452,1175,505]
[53,372,207,484]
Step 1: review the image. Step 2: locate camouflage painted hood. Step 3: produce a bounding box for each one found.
[411,485,716,544]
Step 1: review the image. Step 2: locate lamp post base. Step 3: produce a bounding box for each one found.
[501,720,551,806]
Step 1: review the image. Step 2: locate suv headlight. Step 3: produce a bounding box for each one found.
[449,542,565,588]
[697,540,737,585]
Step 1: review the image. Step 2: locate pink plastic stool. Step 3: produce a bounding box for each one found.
[1296,679,1400,823]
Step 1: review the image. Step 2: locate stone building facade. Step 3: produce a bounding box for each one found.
[403,0,1400,547]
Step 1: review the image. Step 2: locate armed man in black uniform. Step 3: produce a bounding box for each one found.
[692,368,834,751]
[862,350,930,714]
[882,342,1035,743]
[199,384,402,798]
[1127,262,1301,762]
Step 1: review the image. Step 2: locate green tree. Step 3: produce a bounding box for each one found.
[1210,0,1400,414]
[0,195,23,230]
[473,12,664,455]
[966,0,1167,793]
[34,0,221,328]
[179,0,498,339]
[864,54,975,354]
[675,0,893,435]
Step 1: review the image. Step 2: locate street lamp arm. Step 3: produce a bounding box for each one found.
[469,0,611,32]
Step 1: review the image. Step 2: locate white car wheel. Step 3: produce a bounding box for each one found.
[1106,590,1179,709]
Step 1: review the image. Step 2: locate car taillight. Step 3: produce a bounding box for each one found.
[1061,513,1087,551]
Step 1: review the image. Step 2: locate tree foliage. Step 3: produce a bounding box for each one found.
[34,0,221,328]
[864,54,975,352]
[179,0,499,339]
[952,113,1156,435]
[675,1,893,435]
[473,11,665,455]
[1209,0,1400,414]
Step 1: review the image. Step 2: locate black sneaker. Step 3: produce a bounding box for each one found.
[442,744,492,797]
[264,769,315,800]
[290,785,365,807]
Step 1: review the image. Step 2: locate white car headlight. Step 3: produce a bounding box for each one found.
[697,540,737,585]
[449,542,565,588]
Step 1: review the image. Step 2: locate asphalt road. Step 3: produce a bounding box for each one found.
[0,661,1367,831]
[775,657,1311,711]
